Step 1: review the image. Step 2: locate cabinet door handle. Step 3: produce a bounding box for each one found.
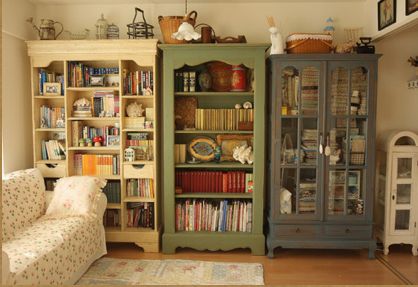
[345,228,350,233]
[295,228,301,233]
[319,135,324,155]
[392,195,396,200]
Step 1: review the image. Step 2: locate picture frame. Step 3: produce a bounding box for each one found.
[90,75,105,86]
[406,0,418,15]
[188,136,217,162]
[106,135,120,146]
[378,0,397,31]
[43,82,61,96]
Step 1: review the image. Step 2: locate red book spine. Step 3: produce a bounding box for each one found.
[223,173,228,193]
[228,172,232,193]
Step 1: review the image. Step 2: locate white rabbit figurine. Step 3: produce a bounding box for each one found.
[267,16,284,55]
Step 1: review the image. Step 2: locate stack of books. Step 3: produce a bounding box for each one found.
[299,180,316,213]
[301,129,317,164]
[126,202,154,228]
[74,154,120,176]
[301,67,319,115]
[175,199,252,232]
[126,179,154,198]
[126,133,154,161]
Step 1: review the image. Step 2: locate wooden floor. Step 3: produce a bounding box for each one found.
[106,243,407,285]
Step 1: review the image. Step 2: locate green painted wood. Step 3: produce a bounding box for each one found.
[175,193,253,199]
[161,44,268,255]
[266,54,381,258]
[175,130,253,134]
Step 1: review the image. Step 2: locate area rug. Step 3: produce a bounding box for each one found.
[76,257,264,285]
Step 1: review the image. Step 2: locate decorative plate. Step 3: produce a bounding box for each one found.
[188,137,217,162]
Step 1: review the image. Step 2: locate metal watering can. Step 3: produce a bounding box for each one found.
[27,17,63,40]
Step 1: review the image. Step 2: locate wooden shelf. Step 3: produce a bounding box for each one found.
[175,130,253,134]
[34,95,64,99]
[122,95,154,99]
[122,128,154,132]
[107,203,122,209]
[67,117,120,121]
[124,227,156,232]
[35,128,65,132]
[175,92,253,97]
[123,161,154,165]
[175,162,253,169]
[36,159,66,164]
[175,193,253,199]
[67,87,119,91]
[124,197,155,203]
[67,146,120,151]
[105,226,121,232]
[97,175,121,180]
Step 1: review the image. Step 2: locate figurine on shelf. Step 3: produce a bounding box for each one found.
[280,188,292,214]
[214,146,222,163]
[232,143,254,165]
[56,114,65,128]
[73,97,92,118]
[40,117,48,128]
[126,102,144,117]
[93,136,104,147]
[266,16,284,55]
[124,147,135,162]
[323,17,335,37]
[79,138,86,147]
[86,138,93,147]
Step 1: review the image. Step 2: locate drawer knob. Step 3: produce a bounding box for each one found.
[345,228,350,233]
[296,228,301,233]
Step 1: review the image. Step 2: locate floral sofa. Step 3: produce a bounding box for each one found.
[1,168,107,285]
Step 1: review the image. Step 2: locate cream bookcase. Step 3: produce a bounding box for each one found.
[27,40,160,252]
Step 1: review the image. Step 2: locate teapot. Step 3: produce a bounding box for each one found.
[27,17,63,40]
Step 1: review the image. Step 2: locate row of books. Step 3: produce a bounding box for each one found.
[174,144,187,164]
[91,91,120,117]
[74,154,120,176]
[104,209,120,227]
[103,181,121,203]
[71,121,120,147]
[122,69,154,95]
[41,140,66,160]
[68,62,119,87]
[126,202,155,228]
[175,199,252,232]
[126,179,155,198]
[194,108,254,131]
[40,106,65,128]
[38,69,64,95]
[175,71,196,92]
[175,171,254,193]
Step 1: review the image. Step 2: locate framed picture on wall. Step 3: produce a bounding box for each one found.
[406,0,418,15]
[378,0,397,31]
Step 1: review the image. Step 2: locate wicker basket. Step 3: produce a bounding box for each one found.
[158,11,197,44]
[286,33,333,54]
[350,152,365,165]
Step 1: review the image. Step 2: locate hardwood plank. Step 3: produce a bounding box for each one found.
[106,243,404,285]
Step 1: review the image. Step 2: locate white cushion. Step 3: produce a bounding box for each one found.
[45,176,106,218]
[2,168,45,241]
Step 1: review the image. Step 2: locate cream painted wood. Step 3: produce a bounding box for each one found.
[375,131,418,256]
[27,40,160,252]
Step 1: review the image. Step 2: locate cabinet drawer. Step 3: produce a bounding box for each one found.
[273,225,320,237]
[123,164,153,179]
[36,163,66,178]
[324,225,371,239]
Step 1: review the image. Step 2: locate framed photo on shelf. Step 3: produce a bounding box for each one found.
[406,0,418,15]
[106,135,120,146]
[43,82,61,96]
[378,0,397,31]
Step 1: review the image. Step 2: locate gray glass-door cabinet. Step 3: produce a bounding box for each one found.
[266,54,381,259]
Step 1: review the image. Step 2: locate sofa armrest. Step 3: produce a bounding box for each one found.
[2,250,10,285]
[45,190,54,209]
[95,193,107,221]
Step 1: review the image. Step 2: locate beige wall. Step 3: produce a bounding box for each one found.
[35,1,366,43]
[375,24,418,137]
[2,0,35,174]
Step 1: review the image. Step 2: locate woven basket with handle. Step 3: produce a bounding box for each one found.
[158,11,197,44]
[286,33,333,54]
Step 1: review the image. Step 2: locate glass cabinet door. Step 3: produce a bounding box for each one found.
[277,64,323,219]
[389,155,416,235]
[326,64,369,218]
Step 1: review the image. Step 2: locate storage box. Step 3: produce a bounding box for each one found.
[36,163,66,178]
[123,164,154,179]
[125,117,145,129]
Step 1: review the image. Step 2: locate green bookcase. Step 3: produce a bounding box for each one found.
[160,44,268,255]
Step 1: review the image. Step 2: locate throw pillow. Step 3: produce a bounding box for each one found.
[45,176,106,218]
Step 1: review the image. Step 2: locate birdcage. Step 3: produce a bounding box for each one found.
[127,7,154,39]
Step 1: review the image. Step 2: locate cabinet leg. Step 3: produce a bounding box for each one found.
[384,245,389,256]
[412,245,417,256]
[368,243,376,259]
[267,248,275,259]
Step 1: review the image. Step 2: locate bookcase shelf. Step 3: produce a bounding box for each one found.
[123,161,154,165]
[175,130,253,134]
[175,163,253,169]
[175,193,253,199]
[174,92,254,97]
[161,43,267,255]
[124,197,155,203]
[28,39,160,253]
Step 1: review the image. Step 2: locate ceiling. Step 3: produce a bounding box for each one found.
[29,0,366,5]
